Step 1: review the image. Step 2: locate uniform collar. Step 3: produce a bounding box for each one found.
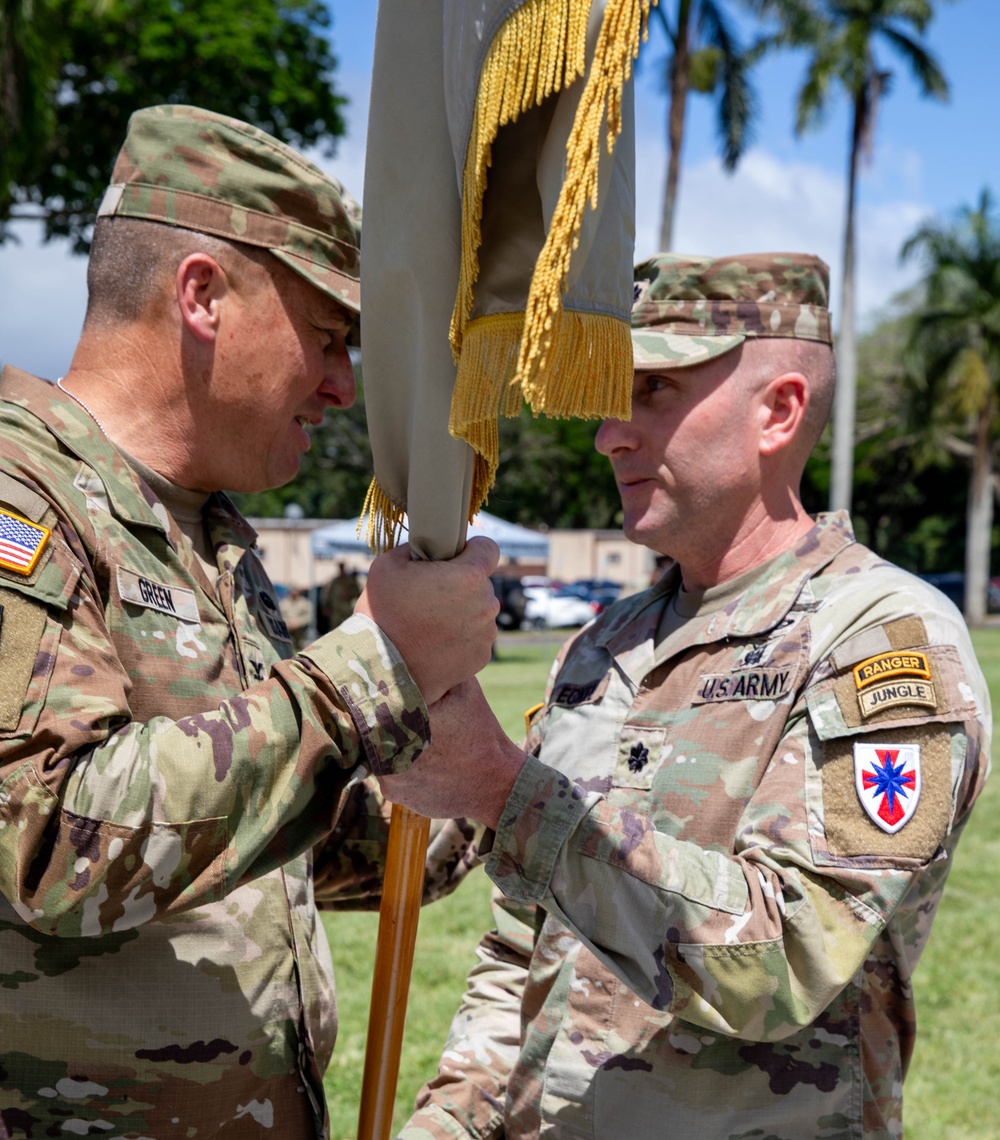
[594,512,856,687]
[0,365,168,533]
[205,494,260,572]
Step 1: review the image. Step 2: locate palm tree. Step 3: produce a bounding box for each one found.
[646,0,758,251]
[901,190,1000,626]
[755,0,949,513]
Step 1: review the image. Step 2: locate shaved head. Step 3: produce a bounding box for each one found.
[84,217,274,328]
[736,337,836,460]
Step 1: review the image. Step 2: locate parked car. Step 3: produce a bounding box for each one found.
[572,577,621,592]
[523,583,613,629]
[586,585,622,614]
[557,580,622,613]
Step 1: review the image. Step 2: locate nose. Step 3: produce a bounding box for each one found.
[323,346,357,409]
[595,415,637,456]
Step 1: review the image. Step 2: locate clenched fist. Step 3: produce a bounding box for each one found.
[356,536,501,705]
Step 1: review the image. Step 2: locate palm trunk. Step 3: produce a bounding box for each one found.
[830,92,862,513]
[659,0,691,252]
[964,399,994,626]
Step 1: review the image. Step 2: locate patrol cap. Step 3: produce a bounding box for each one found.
[631,252,832,371]
[97,104,361,314]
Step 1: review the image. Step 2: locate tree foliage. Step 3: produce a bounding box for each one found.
[642,0,761,250]
[1,0,347,248]
[752,0,950,514]
[899,189,1000,622]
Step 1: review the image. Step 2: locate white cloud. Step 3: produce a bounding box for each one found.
[0,139,936,384]
[636,147,933,329]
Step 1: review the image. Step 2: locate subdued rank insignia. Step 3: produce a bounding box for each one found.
[854,742,921,833]
[0,507,50,576]
[628,742,649,773]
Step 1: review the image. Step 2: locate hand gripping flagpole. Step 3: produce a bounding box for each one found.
[357,1,650,1134]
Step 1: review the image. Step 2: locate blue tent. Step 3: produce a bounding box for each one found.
[311,510,549,562]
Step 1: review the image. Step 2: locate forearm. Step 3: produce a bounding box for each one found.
[0,615,429,935]
[485,755,889,1039]
[313,779,481,910]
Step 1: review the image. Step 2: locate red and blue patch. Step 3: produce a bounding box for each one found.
[853,742,921,833]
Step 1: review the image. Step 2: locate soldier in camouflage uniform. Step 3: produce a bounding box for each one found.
[0,105,501,1137]
[382,253,992,1139]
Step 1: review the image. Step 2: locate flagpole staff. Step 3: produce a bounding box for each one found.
[356,1,648,1133]
[357,803,431,1140]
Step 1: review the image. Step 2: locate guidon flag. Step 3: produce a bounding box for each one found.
[854,742,922,834]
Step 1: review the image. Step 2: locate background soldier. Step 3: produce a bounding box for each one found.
[0,105,498,1137]
[380,253,991,1140]
[319,559,363,634]
[281,585,316,650]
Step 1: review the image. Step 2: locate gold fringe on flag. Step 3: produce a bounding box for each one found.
[450,0,589,361]
[519,0,651,409]
[449,0,653,520]
[358,478,407,555]
[361,0,652,551]
[450,308,633,519]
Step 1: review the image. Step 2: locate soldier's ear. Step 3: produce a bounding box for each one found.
[758,371,807,458]
[176,253,226,343]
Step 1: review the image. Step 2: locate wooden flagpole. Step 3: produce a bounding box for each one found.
[356,804,431,1139]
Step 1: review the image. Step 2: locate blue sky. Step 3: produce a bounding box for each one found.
[2,0,997,381]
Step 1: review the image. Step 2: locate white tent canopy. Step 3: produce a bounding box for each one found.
[311,510,549,562]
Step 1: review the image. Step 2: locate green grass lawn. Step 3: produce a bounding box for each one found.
[322,631,999,1138]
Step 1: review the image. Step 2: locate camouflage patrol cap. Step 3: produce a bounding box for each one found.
[97,104,361,313]
[631,252,832,371]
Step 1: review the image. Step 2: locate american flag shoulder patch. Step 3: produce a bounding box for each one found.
[0,506,51,576]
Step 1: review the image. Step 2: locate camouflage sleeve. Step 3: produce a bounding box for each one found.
[312,777,482,909]
[485,692,986,1042]
[399,886,538,1139]
[0,561,429,936]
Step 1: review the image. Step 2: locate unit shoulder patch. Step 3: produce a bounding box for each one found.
[0,586,48,732]
[854,742,921,833]
[818,724,954,862]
